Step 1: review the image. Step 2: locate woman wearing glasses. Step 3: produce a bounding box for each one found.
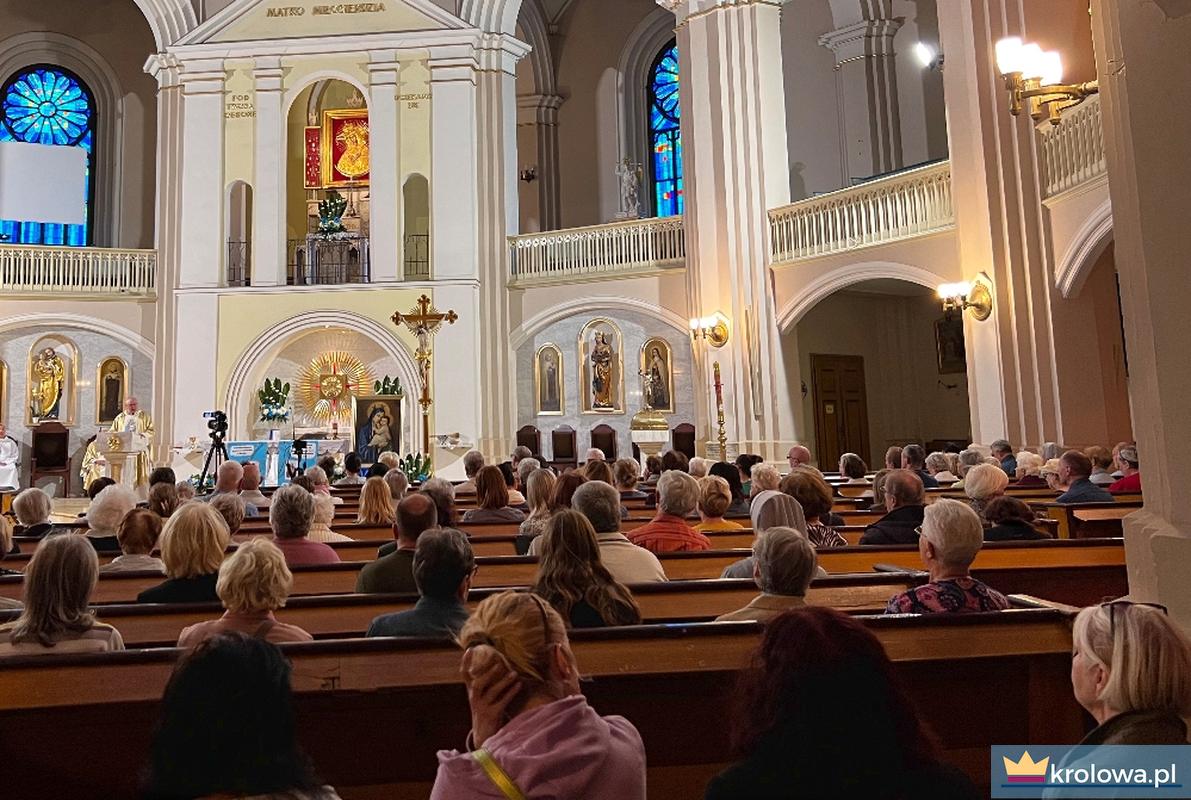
[430,590,646,799]
[1070,601,1191,744]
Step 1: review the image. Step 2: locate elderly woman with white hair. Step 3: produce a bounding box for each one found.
[11,487,58,539]
[924,452,958,484]
[884,499,1010,614]
[716,528,819,622]
[749,463,781,497]
[948,448,986,490]
[687,456,710,479]
[962,463,1010,524]
[626,471,710,554]
[303,466,343,505]
[177,538,313,647]
[85,484,140,553]
[1013,451,1048,487]
[271,484,340,566]
[306,493,352,543]
[1064,601,1191,745]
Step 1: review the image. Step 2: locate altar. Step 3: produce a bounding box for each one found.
[170,438,349,487]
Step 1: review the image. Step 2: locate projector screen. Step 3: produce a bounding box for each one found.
[0,140,87,225]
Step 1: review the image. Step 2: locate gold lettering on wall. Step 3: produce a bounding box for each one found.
[312,2,387,14]
[265,6,306,16]
[225,93,256,120]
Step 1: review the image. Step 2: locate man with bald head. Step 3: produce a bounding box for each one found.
[238,462,270,509]
[859,469,926,545]
[203,460,260,517]
[357,492,440,593]
[786,445,812,471]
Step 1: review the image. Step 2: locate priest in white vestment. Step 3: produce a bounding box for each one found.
[109,397,154,489]
[0,422,18,490]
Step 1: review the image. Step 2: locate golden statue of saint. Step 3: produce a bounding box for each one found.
[334,120,370,179]
[31,347,65,420]
[591,332,615,410]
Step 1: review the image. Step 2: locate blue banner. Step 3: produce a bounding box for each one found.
[992,745,1191,798]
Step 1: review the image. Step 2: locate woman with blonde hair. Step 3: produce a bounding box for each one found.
[962,463,1010,523]
[461,466,526,523]
[533,510,642,629]
[0,534,124,655]
[517,468,557,544]
[137,502,231,604]
[694,475,744,532]
[430,591,646,799]
[177,538,313,647]
[308,493,352,543]
[356,476,396,526]
[1066,602,1191,744]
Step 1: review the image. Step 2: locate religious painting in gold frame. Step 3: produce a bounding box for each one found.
[320,109,370,188]
[352,395,402,464]
[639,337,674,413]
[578,319,624,414]
[25,336,80,427]
[96,357,129,425]
[534,343,564,416]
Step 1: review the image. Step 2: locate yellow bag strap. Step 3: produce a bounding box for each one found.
[473,747,529,800]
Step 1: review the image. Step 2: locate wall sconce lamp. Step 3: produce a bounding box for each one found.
[937,275,993,321]
[519,167,538,183]
[995,37,1098,125]
[689,312,730,348]
[915,42,944,72]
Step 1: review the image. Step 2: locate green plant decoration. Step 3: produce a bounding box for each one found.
[316,191,348,237]
[372,376,405,397]
[398,453,432,483]
[258,377,291,422]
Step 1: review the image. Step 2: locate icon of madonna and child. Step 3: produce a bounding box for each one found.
[356,400,400,463]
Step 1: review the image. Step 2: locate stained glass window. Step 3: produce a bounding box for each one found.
[0,65,95,246]
[647,41,683,217]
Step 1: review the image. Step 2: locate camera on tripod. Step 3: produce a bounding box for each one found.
[197,410,230,491]
[203,410,229,440]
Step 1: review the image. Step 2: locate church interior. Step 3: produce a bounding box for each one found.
[1,0,1190,796]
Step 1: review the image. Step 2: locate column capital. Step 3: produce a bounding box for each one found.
[818,17,904,62]
[178,59,227,96]
[252,56,286,92]
[144,53,181,88]
[368,50,401,87]
[656,0,785,25]
[516,92,565,124]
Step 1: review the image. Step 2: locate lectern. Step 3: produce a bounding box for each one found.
[96,430,150,496]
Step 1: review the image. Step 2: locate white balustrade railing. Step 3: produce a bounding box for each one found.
[509,215,686,286]
[768,160,955,264]
[1039,95,1106,199]
[0,245,155,295]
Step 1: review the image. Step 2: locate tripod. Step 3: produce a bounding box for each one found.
[197,433,229,491]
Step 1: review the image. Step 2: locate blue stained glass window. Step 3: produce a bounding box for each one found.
[0,65,95,246]
[648,41,683,217]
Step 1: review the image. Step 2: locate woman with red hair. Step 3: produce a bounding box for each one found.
[706,607,977,799]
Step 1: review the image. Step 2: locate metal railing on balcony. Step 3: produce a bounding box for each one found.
[768,160,955,265]
[404,233,430,281]
[287,235,370,286]
[1039,95,1106,199]
[227,240,250,287]
[509,215,686,287]
[0,244,155,295]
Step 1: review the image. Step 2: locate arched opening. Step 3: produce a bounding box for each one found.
[1050,239,1134,447]
[225,180,252,286]
[284,78,371,285]
[783,278,971,469]
[646,40,682,217]
[402,173,430,280]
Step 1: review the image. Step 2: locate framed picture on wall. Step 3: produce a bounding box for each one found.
[534,344,564,416]
[935,316,967,374]
[639,337,674,413]
[96,357,129,425]
[352,395,401,464]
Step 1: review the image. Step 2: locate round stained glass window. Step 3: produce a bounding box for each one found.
[1,66,93,147]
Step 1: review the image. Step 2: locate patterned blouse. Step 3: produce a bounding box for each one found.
[806,522,848,548]
[884,577,1011,615]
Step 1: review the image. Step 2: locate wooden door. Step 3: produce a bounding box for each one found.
[810,354,871,468]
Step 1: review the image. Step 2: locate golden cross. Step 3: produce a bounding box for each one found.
[391,294,458,458]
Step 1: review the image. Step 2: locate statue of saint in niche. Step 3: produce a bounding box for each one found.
[31,347,65,420]
[591,332,615,410]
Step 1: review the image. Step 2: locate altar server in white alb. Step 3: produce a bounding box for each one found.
[0,423,18,491]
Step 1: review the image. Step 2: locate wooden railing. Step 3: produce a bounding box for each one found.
[1039,95,1106,199]
[0,245,156,295]
[509,215,686,286]
[768,160,955,264]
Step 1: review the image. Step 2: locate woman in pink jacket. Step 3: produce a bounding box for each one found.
[430,591,646,799]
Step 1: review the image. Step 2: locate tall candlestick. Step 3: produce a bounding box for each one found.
[713,361,728,461]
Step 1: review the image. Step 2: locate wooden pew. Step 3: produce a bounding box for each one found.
[0,574,925,649]
[0,609,1088,799]
[1036,500,1141,539]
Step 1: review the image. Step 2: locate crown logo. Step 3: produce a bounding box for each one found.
[1003,751,1050,783]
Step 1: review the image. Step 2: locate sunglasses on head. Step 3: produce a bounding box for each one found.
[1100,599,1168,637]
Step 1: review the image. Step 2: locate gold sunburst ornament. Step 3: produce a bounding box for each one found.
[298,351,372,424]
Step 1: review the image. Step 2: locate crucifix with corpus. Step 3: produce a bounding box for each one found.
[391,294,458,459]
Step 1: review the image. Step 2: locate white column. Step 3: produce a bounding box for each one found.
[368,51,401,282]
[818,5,904,179]
[1090,0,1191,626]
[516,93,564,231]
[662,0,795,462]
[178,58,226,289]
[429,46,480,281]
[252,57,286,286]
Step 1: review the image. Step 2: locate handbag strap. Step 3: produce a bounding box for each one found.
[473,747,528,800]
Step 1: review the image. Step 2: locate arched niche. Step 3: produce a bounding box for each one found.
[403,173,431,280]
[26,334,81,426]
[225,180,253,285]
[96,356,130,425]
[577,318,626,414]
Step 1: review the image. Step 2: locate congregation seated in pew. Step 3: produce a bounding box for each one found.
[333,452,366,487]
[983,496,1050,541]
[420,476,458,527]
[0,517,18,585]
[615,457,647,500]
[367,528,475,639]
[239,461,271,509]
[706,607,978,799]
[148,480,180,518]
[100,507,165,574]
[516,467,556,546]
[203,460,260,518]
[356,475,396,525]
[305,466,342,505]
[461,466,526,524]
[271,485,340,567]
[748,462,781,497]
[721,489,808,579]
[693,474,744,533]
[962,462,1009,524]
[533,510,642,629]
[178,537,312,648]
[308,493,352,543]
[430,591,648,799]
[86,483,139,553]
[358,493,438,592]
[628,471,710,553]
[884,499,1010,615]
[209,491,246,537]
[781,469,847,548]
[0,534,125,655]
[139,502,230,604]
[12,486,61,539]
[715,527,817,622]
[859,470,925,545]
[1056,450,1115,503]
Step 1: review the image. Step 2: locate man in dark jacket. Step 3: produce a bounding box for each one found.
[1056,451,1115,504]
[859,470,926,545]
[366,528,474,639]
[900,444,939,489]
